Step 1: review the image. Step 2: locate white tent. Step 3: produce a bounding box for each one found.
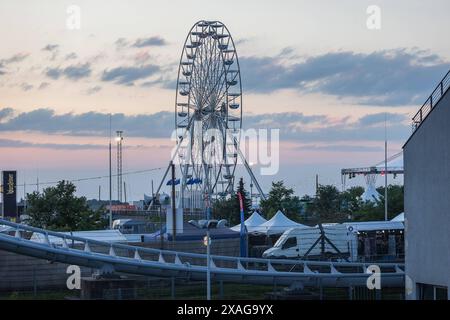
[231,211,267,233]
[360,173,381,203]
[254,210,306,235]
[375,154,403,170]
[344,220,404,232]
[31,229,128,245]
[361,184,381,202]
[391,212,405,222]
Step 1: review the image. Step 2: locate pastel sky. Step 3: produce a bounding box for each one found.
[1,0,449,201]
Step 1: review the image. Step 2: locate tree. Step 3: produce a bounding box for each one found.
[377,184,404,219]
[340,186,364,218]
[212,177,252,226]
[309,184,344,223]
[236,177,252,218]
[212,197,238,225]
[348,184,404,221]
[260,181,301,220]
[352,200,382,221]
[26,180,107,231]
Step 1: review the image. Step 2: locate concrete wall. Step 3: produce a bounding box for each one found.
[404,89,450,299]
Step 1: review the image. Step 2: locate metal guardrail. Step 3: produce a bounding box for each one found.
[0,219,405,287]
[412,69,450,131]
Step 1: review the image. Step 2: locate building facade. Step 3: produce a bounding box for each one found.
[403,74,450,300]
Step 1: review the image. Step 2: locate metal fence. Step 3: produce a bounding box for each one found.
[0,276,405,300]
[412,69,450,131]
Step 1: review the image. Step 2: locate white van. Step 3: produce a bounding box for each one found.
[262,224,357,260]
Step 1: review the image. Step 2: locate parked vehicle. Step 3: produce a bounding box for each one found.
[262,224,357,260]
[262,219,405,261]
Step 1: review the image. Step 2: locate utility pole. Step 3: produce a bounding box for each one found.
[98,185,101,201]
[124,181,127,203]
[23,180,27,215]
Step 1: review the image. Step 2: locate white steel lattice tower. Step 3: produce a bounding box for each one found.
[116,131,123,202]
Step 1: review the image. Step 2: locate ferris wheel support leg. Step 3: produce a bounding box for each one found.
[148,117,196,209]
[235,140,266,201]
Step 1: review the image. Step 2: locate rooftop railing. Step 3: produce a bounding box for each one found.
[412,70,450,131]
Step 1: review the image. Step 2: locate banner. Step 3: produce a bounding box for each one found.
[2,171,17,219]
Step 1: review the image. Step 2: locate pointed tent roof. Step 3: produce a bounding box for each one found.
[391,212,404,222]
[375,154,403,170]
[361,184,381,202]
[254,210,306,235]
[231,211,267,233]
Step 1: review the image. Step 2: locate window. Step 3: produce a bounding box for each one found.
[435,287,448,300]
[282,237,297,249]
[418,283,448,300]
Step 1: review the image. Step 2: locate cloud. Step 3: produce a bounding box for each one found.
[0,53,30,75]
[63,63,92,80]
[245,112,326,127]
[20,82,33,91]
[133,36,167,48]
[0,108,13,120]
[240,48,450,106]
[0,108,411,144]
[1,53,29,64]
[86,85,102,95]
[134,51,151,64]
[45,63,92,80]
[65,52,78,60]
[42,44,59,60]
[0,108,172,138]
[358,112,408,126]
[0,138,107,150]
[38,82,50,90]
[114,38,129,50]
[42,44,59,51]
[101,64,160,85]
[296,144,383,152]
[0,138,155,150]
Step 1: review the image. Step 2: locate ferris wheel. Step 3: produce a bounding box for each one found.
[174,20,243,204]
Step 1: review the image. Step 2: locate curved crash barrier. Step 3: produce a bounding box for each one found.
[0,219,404,287]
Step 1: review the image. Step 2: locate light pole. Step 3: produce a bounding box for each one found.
[205,229,211,300]
[109,114,113,229]
[205,193,211,300]
[384,113,388,221]
[116,131,123,202]
[249,162,254,208]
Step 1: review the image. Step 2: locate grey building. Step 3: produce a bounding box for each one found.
[403,70,450,300]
